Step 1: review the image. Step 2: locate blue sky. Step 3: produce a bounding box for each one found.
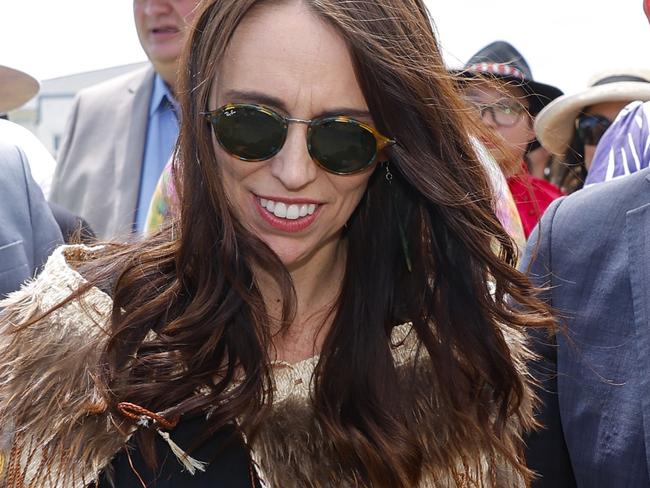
[3,1,649,94]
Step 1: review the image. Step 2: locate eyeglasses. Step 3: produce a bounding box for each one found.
[201,103,396,175]
[465,99,528,128]
[576,114,612,146]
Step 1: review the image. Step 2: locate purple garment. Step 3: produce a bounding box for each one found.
[585,101,650,186]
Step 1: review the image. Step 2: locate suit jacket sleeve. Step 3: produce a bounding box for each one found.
[21,151,64,273]
[0,143,62,297]
[520,199,577,488]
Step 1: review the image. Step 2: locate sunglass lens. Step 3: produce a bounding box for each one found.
[309,120,377,174]
[213,105,285,160]
[578,116,611,146]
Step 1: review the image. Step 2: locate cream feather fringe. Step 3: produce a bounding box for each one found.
[0,246,125,487]
[0,246,536,487]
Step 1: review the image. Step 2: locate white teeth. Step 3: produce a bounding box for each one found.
[259,197,318,220]
[273,202,287,218]
[285,204,300,220]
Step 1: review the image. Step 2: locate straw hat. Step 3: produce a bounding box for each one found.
[0,64,39,113]
[534,70,650,155]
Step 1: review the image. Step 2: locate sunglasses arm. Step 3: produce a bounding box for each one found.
[373,131,397,151]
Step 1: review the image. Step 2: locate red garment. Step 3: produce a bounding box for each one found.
[507,163,563,238]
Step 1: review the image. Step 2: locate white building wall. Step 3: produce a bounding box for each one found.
[35,96,76,154]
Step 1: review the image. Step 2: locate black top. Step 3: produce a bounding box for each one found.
[94,416,261,488]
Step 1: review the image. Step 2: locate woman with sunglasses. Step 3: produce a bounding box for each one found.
[534,71,650,193]
[0,1,553,487]
[585,100,650,186]
[144,121,527,254]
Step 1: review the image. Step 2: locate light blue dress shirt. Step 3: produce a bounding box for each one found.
[134,75,179,233]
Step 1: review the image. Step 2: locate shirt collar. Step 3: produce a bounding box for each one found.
[149,74,178,117]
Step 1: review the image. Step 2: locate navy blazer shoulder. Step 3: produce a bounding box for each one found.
[522,168,650,487]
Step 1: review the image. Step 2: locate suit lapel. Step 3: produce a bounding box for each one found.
[625,173,650,476]
[111,67,155,237]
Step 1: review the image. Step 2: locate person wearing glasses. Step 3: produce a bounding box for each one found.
[534,70,650,193]
[0,0,553,486]
[585,98,650,187]
[143,124,527,253]
[460,41,564,238]
[582,2,650,188]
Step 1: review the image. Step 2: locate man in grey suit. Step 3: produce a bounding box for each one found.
[524,167,650,486]
[50,0,200,239]
[0,140,62,297]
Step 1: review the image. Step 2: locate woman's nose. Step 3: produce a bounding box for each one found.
[269,125,319,190]
[140,0,172,16]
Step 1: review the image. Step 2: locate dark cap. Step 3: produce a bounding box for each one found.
[459,41,563,116]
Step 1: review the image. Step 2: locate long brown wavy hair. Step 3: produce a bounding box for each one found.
[67,0,554,486]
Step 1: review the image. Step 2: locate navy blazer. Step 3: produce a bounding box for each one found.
[522,167,650,487]
[0,140,62,297]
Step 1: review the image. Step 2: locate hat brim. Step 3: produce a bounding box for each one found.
[0,65,39,113]
[534,82,650,155]
[454,70,563,115]
[521,80,564,116]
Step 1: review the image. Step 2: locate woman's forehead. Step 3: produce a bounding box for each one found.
[212,1,367,114]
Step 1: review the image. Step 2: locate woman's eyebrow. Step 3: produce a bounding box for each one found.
[221,89,371,119]
[319,108,372,119]
[222,89,289,112]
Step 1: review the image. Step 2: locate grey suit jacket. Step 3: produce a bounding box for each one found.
[0,140,62,297]
[50,65,155,240]
[522,167,650,487]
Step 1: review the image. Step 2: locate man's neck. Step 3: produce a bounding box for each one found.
[154,65,177,97]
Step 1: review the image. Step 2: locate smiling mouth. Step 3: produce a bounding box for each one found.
[151,27,178,35]
[259,198,318,220]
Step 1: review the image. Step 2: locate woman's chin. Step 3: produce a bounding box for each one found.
[259,232,342,274]
[261,239,308,270]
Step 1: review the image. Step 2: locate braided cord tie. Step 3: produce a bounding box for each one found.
[116,402,207,475]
